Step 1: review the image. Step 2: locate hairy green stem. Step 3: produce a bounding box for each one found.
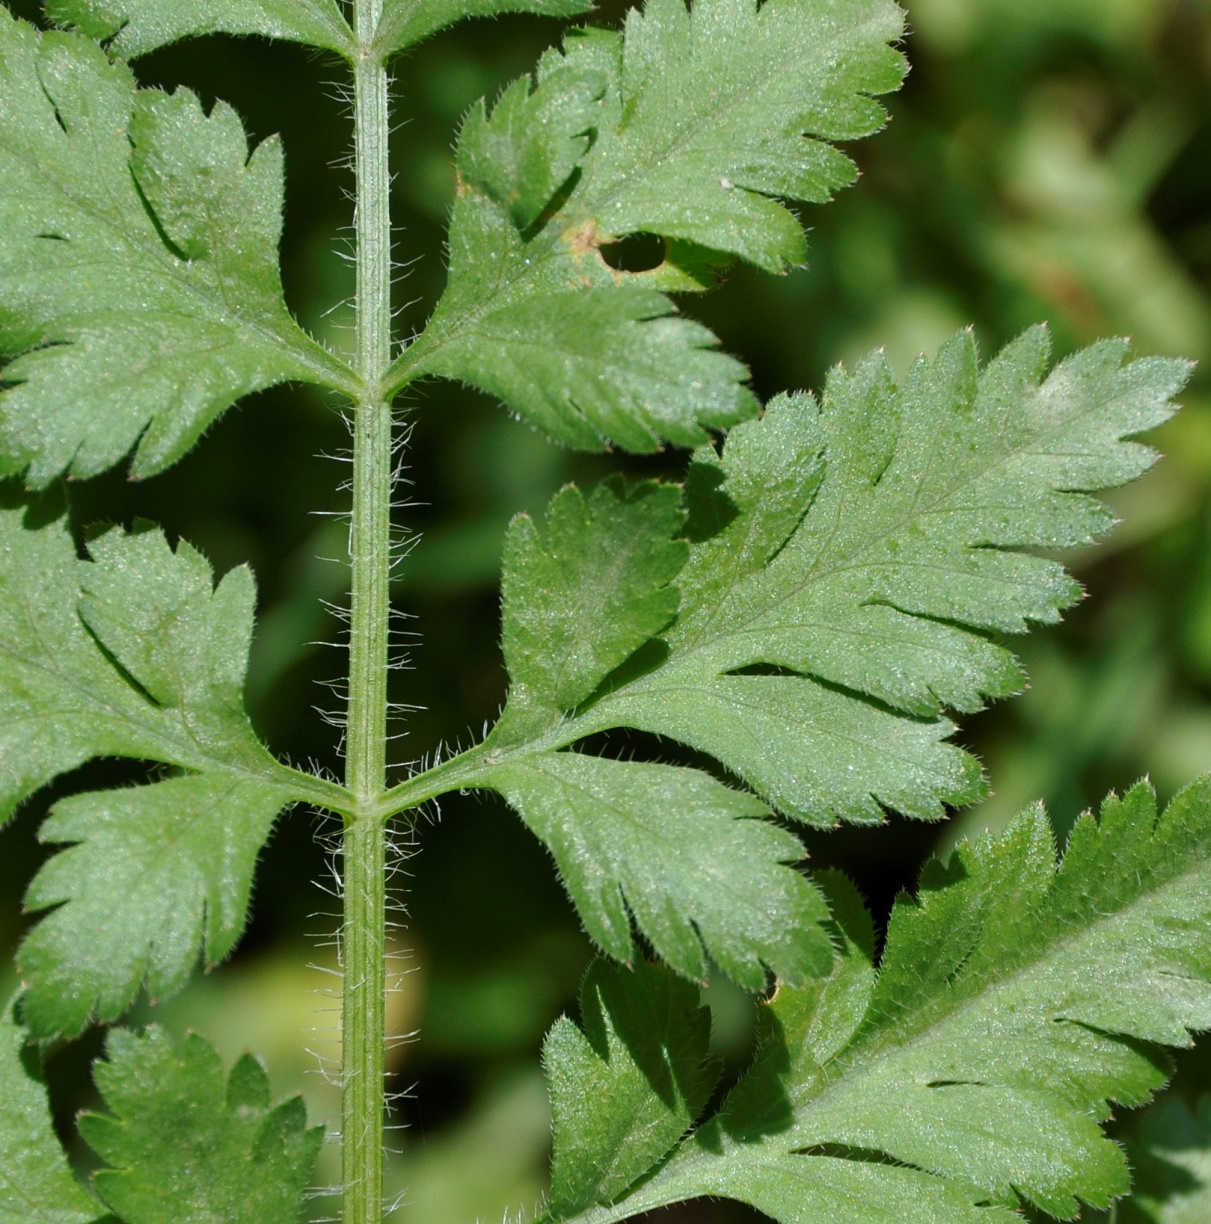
[343,3,393,1219]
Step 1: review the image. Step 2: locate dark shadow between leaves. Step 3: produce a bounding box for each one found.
[0,478,66,530]
[581,961,718,1116]
[683,457,738,542]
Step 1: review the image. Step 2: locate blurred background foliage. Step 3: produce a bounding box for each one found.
[1,0,1210,1219]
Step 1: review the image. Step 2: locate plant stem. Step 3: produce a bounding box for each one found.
[344,1,393,1219]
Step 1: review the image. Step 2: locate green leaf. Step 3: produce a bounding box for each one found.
[542,778,1211,1222]
[399,219,758,452]
[19,775,290,1038]
[373,0,591,62]
[414,329,1186,994]
[501,480,687,713]
[46,0,355,59]
[490,753,831,988]
[390,0,906,448]
[480,328,1187,822]
[459,61,607,233]
[1122,1097,1211,1223]
[568,0,907,273]
[0,16,356,485]
[584,329,1188,823]
[489,477,828,985]
[0,492,288,821]
[79,1028,322,1224]
[544,960,717,1218]
[0,491,300,1035]
[0,1009,102,1224]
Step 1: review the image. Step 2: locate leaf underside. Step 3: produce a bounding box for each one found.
[80,1027,321,1224]
[538,778,1211,1223]
[0,14,353,485]
[0,489,294,1037]
[393,0,908,450]
[464,327,1187,992]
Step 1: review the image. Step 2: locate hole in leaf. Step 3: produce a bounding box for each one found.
[600,231,666,273]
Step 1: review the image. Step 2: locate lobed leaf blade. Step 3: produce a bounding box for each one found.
[492,753,831,988]
[404,329,1189,996]
[580,329,1189,825]
[0,490,304,1036]
[0,491,287,824]
[392,0,907,450]
[0,15,356,485]
[539,778,1211,1222]
[19,774,293,1037]
[79,1028,321,1224]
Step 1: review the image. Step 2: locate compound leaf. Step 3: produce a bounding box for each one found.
[390,0,906,449]
[0,16,356,485]
[1122,1096,1211,1223]
[539,778,1211,1222]
[79,1028,321,1224]
[47,0,355,60]
[576,0,907,273]
[446,330,1186,993]
[576,330,1187,825]
[0,490,301,1036]
[400,221,757,453]
[0,1009,101,1224]
[545,961,717,1218]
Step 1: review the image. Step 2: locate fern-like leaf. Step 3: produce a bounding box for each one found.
[424,329,1186,990]
[537,778,1211,1222]
[0,15,356,484]
[0,490,309,1036]
[389,0,906,450]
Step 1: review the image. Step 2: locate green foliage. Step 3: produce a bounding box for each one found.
[391,0,907,450]
[544,960,716,1217]
[0,12,354,484]
[20,773,290,1036]
[0,1007,100,1223]
[80,1027,322,1224]
[453,329,1187,993]
[0,0,1206,1220]
[0,493,291,823]
[45,0,356,58]
[539,779,1211,1222]
[0,491,310,1036]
